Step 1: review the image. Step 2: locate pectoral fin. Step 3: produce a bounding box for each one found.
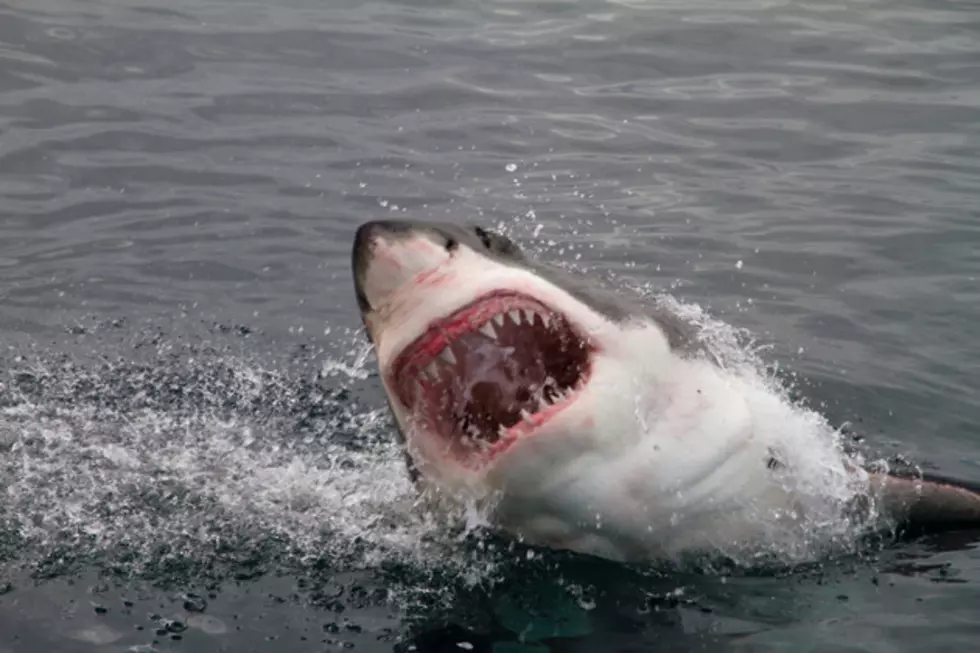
[871,470,980,532]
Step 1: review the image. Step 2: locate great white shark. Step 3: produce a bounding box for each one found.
[351,218,980,565]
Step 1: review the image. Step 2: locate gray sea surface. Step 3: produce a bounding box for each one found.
[1,0,980,651]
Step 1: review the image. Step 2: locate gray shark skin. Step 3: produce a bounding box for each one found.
[351,218,980,564]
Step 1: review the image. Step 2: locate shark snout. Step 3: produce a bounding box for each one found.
[351,220,452,315]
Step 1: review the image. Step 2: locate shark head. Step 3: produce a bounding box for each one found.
[351,220,682,495]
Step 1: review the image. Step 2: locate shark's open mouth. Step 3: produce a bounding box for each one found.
[391,291,593,465]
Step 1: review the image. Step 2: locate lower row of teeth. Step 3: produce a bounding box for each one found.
[451,387,572,451]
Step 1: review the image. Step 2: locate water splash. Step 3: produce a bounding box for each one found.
[0,318,489,590]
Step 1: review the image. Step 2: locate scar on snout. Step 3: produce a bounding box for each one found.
[415,268,449,287]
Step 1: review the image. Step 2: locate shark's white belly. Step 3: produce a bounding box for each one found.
[488,356,865,563]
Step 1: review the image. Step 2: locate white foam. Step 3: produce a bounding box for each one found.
[0,335,478,584]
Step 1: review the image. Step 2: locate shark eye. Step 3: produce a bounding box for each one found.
[474,227,494,250]
[444,236,459,252]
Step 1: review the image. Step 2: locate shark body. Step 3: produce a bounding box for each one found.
[351,219,980,565]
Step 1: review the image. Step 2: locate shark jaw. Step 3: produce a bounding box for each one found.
[390,289,595,470]
[350,219,665,495]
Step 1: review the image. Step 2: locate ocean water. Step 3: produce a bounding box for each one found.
[1,0,980,651]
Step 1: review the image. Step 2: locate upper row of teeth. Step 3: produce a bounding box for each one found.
[477,308,550,340]
[421,308,551,375]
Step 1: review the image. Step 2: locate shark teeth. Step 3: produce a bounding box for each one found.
[439,348,457,365]
[486,307,555,330]
[420,304,565,381]
[423,347,459,374]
